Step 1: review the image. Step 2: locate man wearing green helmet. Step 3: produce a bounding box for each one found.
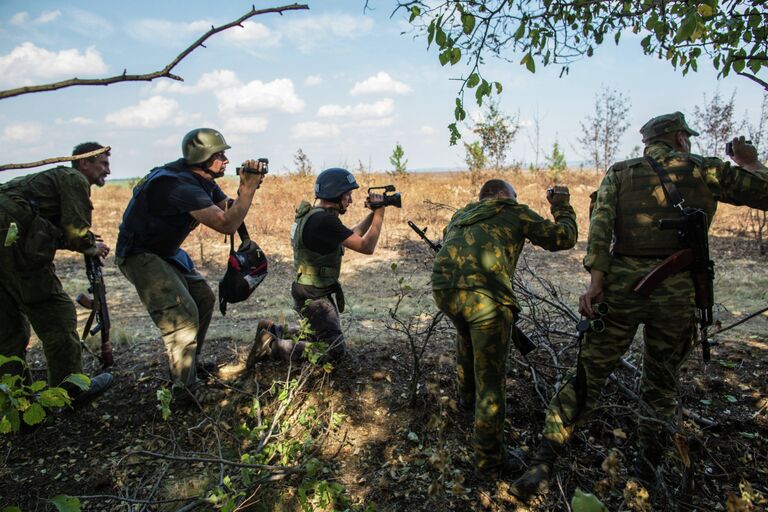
[115,128,266,403]
[512,113,768,501]
[249,168,386,364]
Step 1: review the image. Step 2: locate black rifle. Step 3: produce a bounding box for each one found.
[407,220,537,355]
[633,207,714,362]
[76,255,114,368]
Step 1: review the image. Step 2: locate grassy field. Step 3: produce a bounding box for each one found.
[3,169,767,511]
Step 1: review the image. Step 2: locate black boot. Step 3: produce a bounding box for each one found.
[69,373,114,409]
[475,447,528,478]
[510,439,562,502]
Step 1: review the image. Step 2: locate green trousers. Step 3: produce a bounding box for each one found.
[543,256,696,455]
[117,253,214,388]
[0,212,82,385]
[433,288,515,470]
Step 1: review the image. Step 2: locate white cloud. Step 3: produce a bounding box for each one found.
[126,18,211,46]
[70,9,113,37]
[304,75,322,87]
[222,21,279,46]
[355,117,394,128]
[282,14,374,53]
[153,134,179,148]
[224,116,268,134]
[418,126,435,135]
[9,12,29,26]
[292,121,341,139]
[3,122,42,142]
[153,69,240,94]
[0,43,108,86]
[350,72,412,95]
[217,78,304,114]
[55,116,94,126]
[35,10,61,24]
[105,96,193,128]
[318,98,394,119]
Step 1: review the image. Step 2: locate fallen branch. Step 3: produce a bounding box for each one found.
[0,4,309,100]
[0,146,111,172]
[124,450,302,472]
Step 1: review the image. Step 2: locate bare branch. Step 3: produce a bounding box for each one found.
[0,146,112,172]
[0,4,309,100]
[736,70,768,92]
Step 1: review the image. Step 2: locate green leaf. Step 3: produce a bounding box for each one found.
[697,4,714,17]
[0,416,12,434]
[739,431,758,439]
[520,53,536,73]
[461,13,475,35]
[448,123,461,145]
[409,6,421,23]
[725,394,737,403]
[514,22,526,40]
[63,374,90,392]
[674,14,697,43]
[29,380,47,392]
[438,50,450,66]
[699,399,712,405]
[571,488,609,512]
[435,27,446,47]
[39,388,69,408]
[23,402,46,425]
[466,73,480,88]
[2,506,23,512]
[0,355,24,370]
[450,47,461,65]
[51,495,81,512]
[494,82,503,94]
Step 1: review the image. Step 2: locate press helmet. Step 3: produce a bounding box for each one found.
[314,168,359,201]
[182,128,231,164]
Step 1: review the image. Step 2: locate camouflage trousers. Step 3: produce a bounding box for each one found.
[433,288,515,469]
[543,256,697,455]
[0,211,83,385]
[117,253,214,388]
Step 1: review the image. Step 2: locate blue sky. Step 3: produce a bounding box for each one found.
[0,1,765,181]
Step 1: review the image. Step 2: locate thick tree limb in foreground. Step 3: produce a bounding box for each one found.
[0,146,111,172]
[0,4,309,100]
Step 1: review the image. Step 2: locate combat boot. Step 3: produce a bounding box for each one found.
[69,373,114,409]
[245,323,277,369]
[510,439,563,502]
[475,447,528,478]
[632,447,663,486]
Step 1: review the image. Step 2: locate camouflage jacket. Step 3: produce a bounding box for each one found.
[585,142,768,272]
[0,166,95,252]
[431,198,577,310]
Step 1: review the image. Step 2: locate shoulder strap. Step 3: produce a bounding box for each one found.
[644,156,686,212]
[224,198,251,253]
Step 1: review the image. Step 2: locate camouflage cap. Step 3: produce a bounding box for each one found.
[640,112,699,142]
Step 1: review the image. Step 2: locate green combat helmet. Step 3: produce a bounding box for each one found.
[182,128,231,164]
[640,112,700,143]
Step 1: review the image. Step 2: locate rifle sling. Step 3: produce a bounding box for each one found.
[644,156,686,210]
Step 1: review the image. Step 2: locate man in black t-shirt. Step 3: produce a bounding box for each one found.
[251,168,385,363]
[116,128,266,400]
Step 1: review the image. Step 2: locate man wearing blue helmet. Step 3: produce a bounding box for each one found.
[250,168,385,363]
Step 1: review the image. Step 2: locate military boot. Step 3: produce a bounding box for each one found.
[632,447,663,486]
[69,373,114,410]
[245,322,277,369]
[510,439,563,502]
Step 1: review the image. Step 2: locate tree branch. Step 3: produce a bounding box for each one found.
[736,70,768,92]
[0,4,309,100]
[0,146,112,172]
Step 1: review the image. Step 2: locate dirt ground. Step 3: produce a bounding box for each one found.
[2,173,767,511]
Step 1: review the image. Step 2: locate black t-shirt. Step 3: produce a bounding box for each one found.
[302,209,353,255]
[148,172,227,219]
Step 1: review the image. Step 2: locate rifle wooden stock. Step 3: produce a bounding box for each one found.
[632,248,694,298]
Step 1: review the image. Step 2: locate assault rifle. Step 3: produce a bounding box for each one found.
[633,207,714,362]
[407,220,537,356]
[76,255,114,368]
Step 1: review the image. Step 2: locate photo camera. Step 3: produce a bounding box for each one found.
[236,158,269,175]
[367,185,402,208]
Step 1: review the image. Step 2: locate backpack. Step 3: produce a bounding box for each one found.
[218,222,267,315]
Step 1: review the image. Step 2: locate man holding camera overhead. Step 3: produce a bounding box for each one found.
[115,128,266,402]
[251,168,388,364]
[432,179,577,478]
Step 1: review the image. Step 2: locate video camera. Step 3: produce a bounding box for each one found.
[725,140,753,157]
[236,158,269,175]
[367,185,402,208]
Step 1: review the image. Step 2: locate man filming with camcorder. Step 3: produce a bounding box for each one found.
[248,168,399,365]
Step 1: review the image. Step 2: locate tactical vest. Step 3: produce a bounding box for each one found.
[116,165,207,258]
[612,155,717,256]
[291,201,343,288]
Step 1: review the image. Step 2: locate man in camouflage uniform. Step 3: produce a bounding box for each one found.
[432,179,577,476]
[0,143,113,407]
[116,128,265,401]
[512,113,768,500]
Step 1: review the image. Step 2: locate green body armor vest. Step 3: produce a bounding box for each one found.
[291,200,343,288]
[612,155,717,256]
